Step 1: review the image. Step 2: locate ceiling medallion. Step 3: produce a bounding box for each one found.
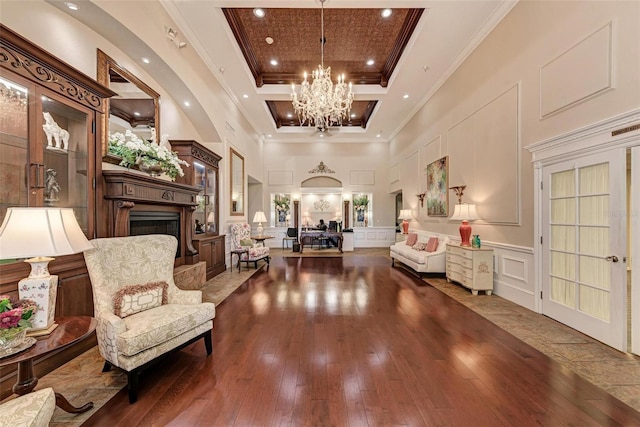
[309,161,335,174]
[291,0,354,132]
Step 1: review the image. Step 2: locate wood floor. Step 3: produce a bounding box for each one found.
[83,256,640,426]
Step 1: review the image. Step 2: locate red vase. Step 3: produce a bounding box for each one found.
[459,220,472,246]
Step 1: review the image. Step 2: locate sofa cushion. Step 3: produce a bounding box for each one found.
[412,242,428,251]
[405,233,418,247]
[118,302,215,356]
[426,237,439,252]
[114,281,168,318]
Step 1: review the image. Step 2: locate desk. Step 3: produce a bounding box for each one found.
[299,231,343,253]
[250,235,274,246]
[0,316,97,413]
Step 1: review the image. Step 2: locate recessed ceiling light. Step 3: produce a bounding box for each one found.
[286,113,293,118]
[141,57,150,64]
[133,112,140,116]
[351,113,356,118]
[265,37,274,45]
[253,8,265,18]
[184,101,190,107]
[64,2,79,11]
[319,134,324,138]
[242,94,249,99]
[381,8,392,18]
[366,59,375,66]
[376,133,381,138]
[270,59,278,66]
[403,94,409,99]
[267,134,272,138]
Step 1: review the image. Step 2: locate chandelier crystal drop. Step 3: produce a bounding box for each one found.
[291,0,354,131]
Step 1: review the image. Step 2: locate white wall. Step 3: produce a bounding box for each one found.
[388,0,640,308]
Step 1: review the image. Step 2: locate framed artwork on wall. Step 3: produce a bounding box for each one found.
[426,156,448,216]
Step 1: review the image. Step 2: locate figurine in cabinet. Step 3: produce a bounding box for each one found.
[42,112,69,151]
[44,168,61,206]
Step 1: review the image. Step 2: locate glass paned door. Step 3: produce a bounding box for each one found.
[542,150,626,351]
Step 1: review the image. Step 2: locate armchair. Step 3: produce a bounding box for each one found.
[83,234,215,403]
[229,223,270,268]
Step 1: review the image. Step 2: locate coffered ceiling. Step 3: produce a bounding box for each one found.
[165,0,515,143]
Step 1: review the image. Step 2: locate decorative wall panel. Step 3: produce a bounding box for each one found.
[540,22,613,118]
[350,170,375,185]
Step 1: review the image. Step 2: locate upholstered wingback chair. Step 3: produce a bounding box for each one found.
[229,223,270,268]
[83,234,215,403]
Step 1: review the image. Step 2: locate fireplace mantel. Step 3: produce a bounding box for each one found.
[103,170,200,267]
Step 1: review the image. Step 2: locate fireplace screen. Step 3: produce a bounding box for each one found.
[129,211,181,258]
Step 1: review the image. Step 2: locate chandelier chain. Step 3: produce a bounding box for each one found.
[290,0,354,132]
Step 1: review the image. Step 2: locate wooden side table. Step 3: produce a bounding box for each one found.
[0,316,97,413]
[231,248,248,272]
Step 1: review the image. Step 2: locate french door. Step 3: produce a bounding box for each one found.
[541,149,627,351]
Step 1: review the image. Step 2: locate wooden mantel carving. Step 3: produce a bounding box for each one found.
[103,170,200,267]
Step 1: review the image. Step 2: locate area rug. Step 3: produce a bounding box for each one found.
[30,265,265,427]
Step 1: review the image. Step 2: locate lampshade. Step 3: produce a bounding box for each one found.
[398,209,413,220]
[252,211,267,224]
[207,212,215,223]
[0,207,93,260]
[450,204,480,221]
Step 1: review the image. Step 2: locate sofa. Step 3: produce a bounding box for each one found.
[390,230,449,276]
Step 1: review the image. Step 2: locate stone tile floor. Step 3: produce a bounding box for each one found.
[9,248,640,425]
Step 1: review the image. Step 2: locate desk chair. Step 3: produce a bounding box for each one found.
[282,227,298,250]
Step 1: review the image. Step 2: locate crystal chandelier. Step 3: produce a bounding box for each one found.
[291,0,354,132]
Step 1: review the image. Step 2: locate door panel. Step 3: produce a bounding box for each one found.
[542,149,626,351]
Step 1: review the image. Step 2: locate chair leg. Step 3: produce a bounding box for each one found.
[127,370,139,404]
[204,330,212,355]
[102,361,112,372]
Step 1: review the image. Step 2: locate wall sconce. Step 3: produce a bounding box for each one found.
[416,193,426,207]
[449,185,467,203]
[165,26,187,49]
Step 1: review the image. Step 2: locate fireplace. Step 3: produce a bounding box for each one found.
[102,170,200,267]
[129,211,181,258]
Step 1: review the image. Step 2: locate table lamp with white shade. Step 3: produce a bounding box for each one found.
[450,204,480,247]
[398,209,413,234]
[252,211,267,235]
[0,208,93,332]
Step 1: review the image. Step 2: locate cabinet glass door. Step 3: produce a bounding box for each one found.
[205,165,217,234]
[193,160,206,234]
[41,95,90,233]
[0,76,29,220]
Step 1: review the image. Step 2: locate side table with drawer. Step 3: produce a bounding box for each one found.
[446,244,494,295]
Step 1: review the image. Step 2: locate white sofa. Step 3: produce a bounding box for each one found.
[390,230,449,276]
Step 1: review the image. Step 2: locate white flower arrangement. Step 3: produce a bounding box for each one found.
[108,129,189,180]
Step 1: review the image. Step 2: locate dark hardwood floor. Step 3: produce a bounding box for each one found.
[83,256,640,426]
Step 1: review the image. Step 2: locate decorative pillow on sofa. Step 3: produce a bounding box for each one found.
[426,236,439,252]
[113,281,168,318]
[405,233,418,247]
[240,238,254,247]
[412,242,428,251]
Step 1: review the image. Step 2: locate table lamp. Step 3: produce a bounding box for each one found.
[398,209,412,234]
[253,211,267,235]
[0,208,93,332]
[450,204,480,246]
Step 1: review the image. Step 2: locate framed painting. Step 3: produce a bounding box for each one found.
[426,156,448,216]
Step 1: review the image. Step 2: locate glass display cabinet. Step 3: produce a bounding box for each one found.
[171,140,226,279]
